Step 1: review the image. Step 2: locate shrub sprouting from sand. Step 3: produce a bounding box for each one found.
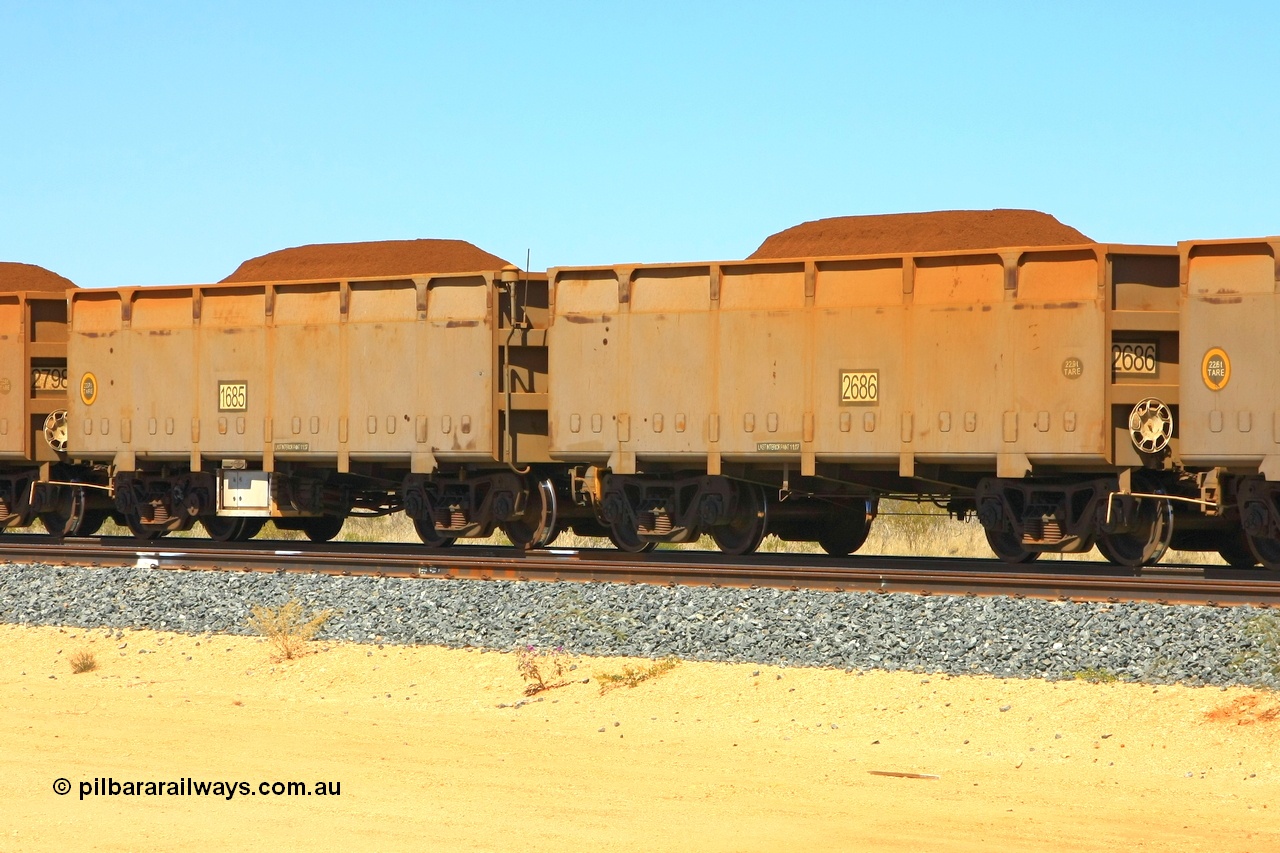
[597,657,680,695]
[69,650,98,674]
[517,644,573,696]
[247,599,337,660]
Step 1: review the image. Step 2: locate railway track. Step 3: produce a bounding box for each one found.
[3,536,1279,608]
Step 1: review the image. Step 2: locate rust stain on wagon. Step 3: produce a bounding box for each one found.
[445,320,480,328]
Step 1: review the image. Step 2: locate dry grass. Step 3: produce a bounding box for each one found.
[246,599,337,661]
[596,657,680,694]
[69,649,97,674]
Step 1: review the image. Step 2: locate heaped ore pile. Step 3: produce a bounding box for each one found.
[0,262,77,292]
[750,209,1092,259]
[222,239,512,282]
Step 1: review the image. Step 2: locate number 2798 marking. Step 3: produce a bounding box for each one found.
[840,370,878,404]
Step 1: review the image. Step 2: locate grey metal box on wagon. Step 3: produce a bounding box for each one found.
[68,274,507,473]
[547,244,1178,479]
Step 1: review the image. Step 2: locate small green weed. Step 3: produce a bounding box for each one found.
[597,657,680,695]
[516,644,573,695]
[246,599,337,660]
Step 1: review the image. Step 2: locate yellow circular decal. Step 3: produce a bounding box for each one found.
[1202,348,1230,391]
[80,372,98,406]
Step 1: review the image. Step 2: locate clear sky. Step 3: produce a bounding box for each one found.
[2,1,1276,287]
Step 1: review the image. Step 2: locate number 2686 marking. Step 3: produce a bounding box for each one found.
[840,371,878,404]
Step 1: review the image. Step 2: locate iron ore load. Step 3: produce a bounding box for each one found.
[3,213,1280,572]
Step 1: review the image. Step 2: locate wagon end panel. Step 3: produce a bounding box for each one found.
[715,262,809,469]
[1008,248,1109,469]
[810,258,906,466]
[68,290,128,466]
[496,270,552,467]
[1107,248,1181,469]
[547,268,622,465]
[0,295,26,459]
[270,282,342,466]
[196,285,268,464]
[908,253,1010,468]
[129,289,197,461]
[420,274,496,464]
[1178,240,1279,471]
[624,266,715,462]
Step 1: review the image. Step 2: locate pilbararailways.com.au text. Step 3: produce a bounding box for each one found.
[54,777,341,800]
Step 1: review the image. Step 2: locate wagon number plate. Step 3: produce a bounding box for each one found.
[30,367,67,391]
[218,381,248,411]
[840,370,879,404]
[1112,342,1157,376]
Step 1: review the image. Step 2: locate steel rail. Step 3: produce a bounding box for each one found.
[1,536,1278,607]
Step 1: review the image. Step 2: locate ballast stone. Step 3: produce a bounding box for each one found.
[0,563,1275,689]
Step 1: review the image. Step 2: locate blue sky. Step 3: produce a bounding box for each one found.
[2,2,1277,287]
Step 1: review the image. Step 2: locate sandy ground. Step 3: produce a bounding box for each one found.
[1,623,1278,852]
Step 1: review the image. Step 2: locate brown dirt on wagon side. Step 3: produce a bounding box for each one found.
[221,239,512,283]
[0,262,77,292]
[749,209,1092,259]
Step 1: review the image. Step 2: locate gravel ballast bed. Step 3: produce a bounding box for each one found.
[2,563,1277,688]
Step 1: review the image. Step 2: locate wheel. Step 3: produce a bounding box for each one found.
[607,521,657,553]
[39,513,70,536]
[1245,530,1280,571]
[241,518,266,540]
[1218,531,1259,568]
[710,483,768,556]
[201,516,248,542]
[125,511,167,541]
[985,527,1040,564]
[76,510,109,537]
[300,515,344,543]
[413,517,456,548]
[500,479,558,549]
[816,508,872,556]
[1096,496,1172,568]
[39,485,91,537]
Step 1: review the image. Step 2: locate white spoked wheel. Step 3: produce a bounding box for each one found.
[1129,398,1173,454]
[43,410,69,453]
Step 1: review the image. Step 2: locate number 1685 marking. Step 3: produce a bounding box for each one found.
[840,370,878,404]
[218,382,248,411]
